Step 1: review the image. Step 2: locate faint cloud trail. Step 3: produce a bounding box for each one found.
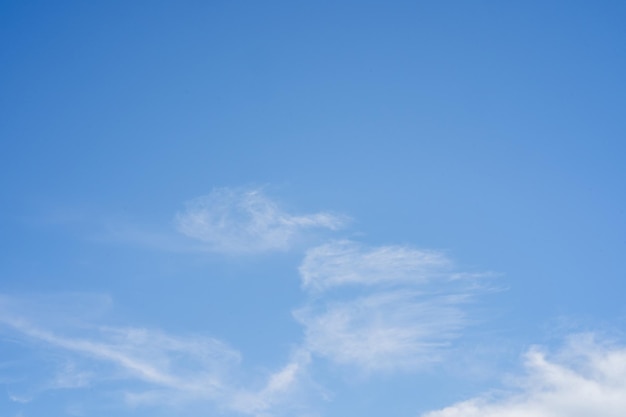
[0,296,316,417]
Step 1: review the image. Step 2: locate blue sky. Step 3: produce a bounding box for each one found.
[1,1,626,416]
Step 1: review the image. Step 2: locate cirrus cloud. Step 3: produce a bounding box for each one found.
[0,294,316,417]
[295,241,484,373]
[175,187,347,254]
[299,240,453,292]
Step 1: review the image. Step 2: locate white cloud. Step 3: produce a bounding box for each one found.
[300,240,452,292]
[175,187,347,254]
[295,291,468,372]
[422,334,626,417]
[0,294,320,417]
[295,241,481,372]
[229,349,316,417]
[0,316,239,400]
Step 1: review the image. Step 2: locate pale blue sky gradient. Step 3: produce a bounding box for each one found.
[1,2,626,416]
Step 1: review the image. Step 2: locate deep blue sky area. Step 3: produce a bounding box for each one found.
[1,2,626,417]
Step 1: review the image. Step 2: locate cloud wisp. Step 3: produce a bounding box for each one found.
[175,187,347,254]
[295,291,468,372]
[422,334,626,417]
[300,240,453,292]
[295,240,484,373]
[0,295,314,417]
[0,317,238,400]
[228,349,317,417]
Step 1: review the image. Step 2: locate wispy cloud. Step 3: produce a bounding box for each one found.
[228,349,317,417]
[0,317,239,399]
[41,188,347,256]
[0,294,319,416]
[8,190,494,413]
[175,187,347,254]
[295,241,484,373]
[422,334,626,417]
[295,291,468,372]
[299,240,453,292]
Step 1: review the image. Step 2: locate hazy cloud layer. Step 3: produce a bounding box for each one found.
[175,188,346,253]
[296,241,480,372]
[423,334,626,417]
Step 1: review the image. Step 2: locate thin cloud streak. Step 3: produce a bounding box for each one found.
[0,316,237,395]
[175,187,347,254]
[0,296,316,417]
[423,334,626,417]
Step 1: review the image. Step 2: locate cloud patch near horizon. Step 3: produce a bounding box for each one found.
[422,333,626,417]
[175,187,347,254]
